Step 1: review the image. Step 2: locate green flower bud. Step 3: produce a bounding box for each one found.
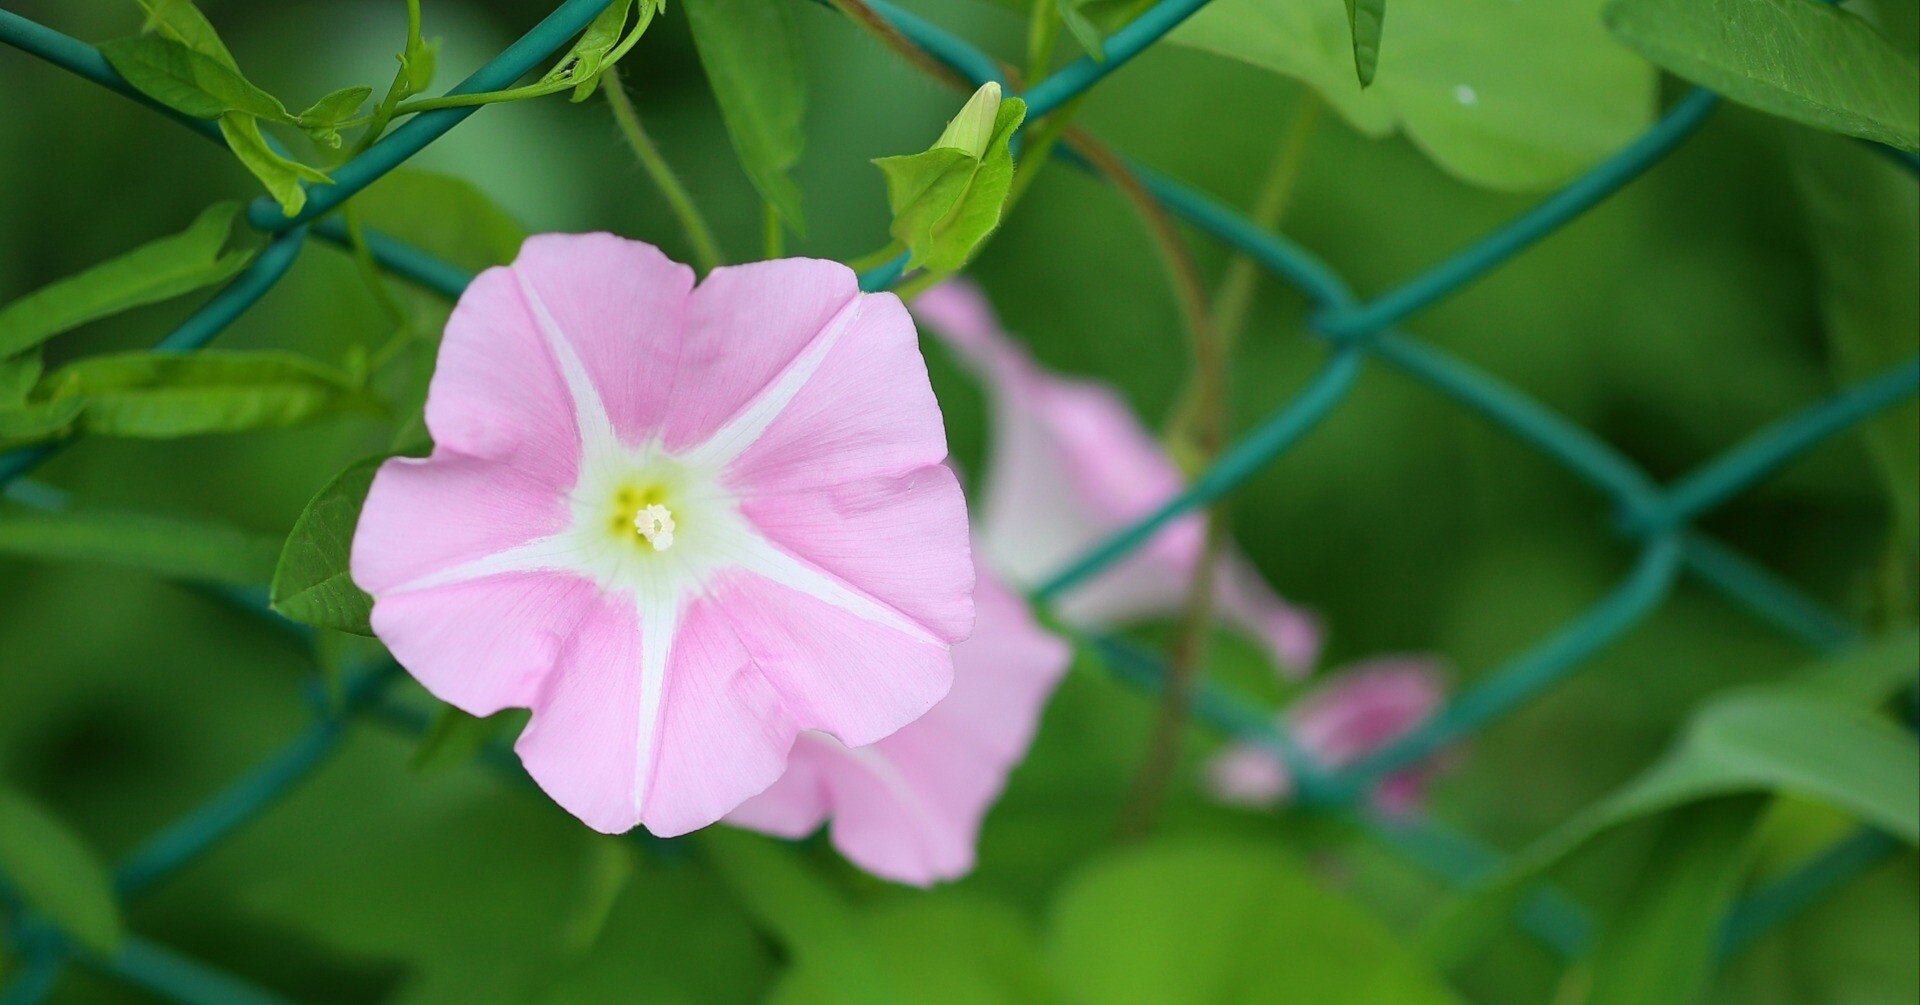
[933,82,1003,159]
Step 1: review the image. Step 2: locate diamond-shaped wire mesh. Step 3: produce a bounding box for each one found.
[1,1,1915,1000]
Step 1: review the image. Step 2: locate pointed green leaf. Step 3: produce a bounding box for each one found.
[36,349,380,439]
[1343,0,1385,86]
[1605,0,1920,152]
[684,0,807,231]
[0,503,279,585]
[0,201,252,358]
[0,351,39,404]
[1421,631,1919,968]
[1584,796,1769,1005]
[1057,0,1107,62]
[560,0,636,101]
[100,34,293,122]
[299,85,372,126]
[874,95,1026,273]
[270,456,382,635]
[218,113,331,216]
[134,0,235,64]
[0,787,122,956]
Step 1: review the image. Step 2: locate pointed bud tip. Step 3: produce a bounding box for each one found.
[934,82,1003,158]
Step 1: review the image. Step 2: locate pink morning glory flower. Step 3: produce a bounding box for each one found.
[1206,657,1447,815]
[911,280,1322,675]
[351,234,974,837]
[726,554,1070,885]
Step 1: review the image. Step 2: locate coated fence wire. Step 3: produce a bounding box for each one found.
[1,1,1917,1001]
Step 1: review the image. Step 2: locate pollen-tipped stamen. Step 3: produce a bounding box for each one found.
[634,503,676,550]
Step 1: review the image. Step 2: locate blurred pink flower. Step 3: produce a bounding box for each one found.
[727,556,1070,885]
[1206,657,1446,814]
[352,234,973,837]
[911,280,1321,675]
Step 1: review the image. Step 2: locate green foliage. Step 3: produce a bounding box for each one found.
[874,86,1028,273]
[1343,0,1385,86]
[217,113,334,217]
[0,503,279,585]
[0,786,122,956]
[1423,632,1920,967]
[1170,0,1655,189]
[100,34,296,122]
[354,169,530,273]
[1789,132,1920,558]
[1605,0,1920,152]
[409,705,518,775]
[1056,0,1107,63]
[33,350,379,438]
[1049,842,1466,1003]
[1583,796,1767,1005]
[0,202,252,359]
[298,85,374,147]
[772,894,1056,1004]
[698,829,895,1004]
[684,0,808,231]
[271,455,382,635]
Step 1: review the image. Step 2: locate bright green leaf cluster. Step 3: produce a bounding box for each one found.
[874,84,1028,274]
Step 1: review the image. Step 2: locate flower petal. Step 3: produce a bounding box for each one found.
[351,453,571,597]
[717,292,951,495]
[729,562,1069,885]
[424,234,692,484]
[1289,657,1445,763]
[642,597,801,837]
[709,567,955,748]
[914,278,1322,674]
[371,571,601,717]
[508,233,694,448]
[512,592,647,834]
[662,258,860,453]
[737,466,973,644]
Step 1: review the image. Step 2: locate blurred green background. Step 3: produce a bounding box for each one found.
[1,0,1915,1002]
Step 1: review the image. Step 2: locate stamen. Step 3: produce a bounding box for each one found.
[634,503,676,551]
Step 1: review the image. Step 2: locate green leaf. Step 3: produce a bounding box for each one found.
[1050,841,1467,1003]
[1605,0,1920,152]
[1170,0,1656,190]
[409,704,519,775]
[1789,132,1920,556]
[1057,0,1107,62]
[1421,631,1920,967]
[0,201,252,358]
[0,503,279,585]
[99,34,293,122]
[0,787,122,956]
[36,349,380,439]
[218,113,331,217]
[270,456,381,635]
[1343,0,1385,86]
[298,85,373,146]
[353,169,529,273]
[0,398,86,449]
[874,90,1027,273]
[134,0,235,64]
[1584,796,1769,1005]
[683,0,808,231]
[1,351,39,404]
[695,829,894,1005]
[560,0,637,101]
[773,894,1059,1005]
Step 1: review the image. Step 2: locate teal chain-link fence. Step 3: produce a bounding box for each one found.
[2,0,1916,1001]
